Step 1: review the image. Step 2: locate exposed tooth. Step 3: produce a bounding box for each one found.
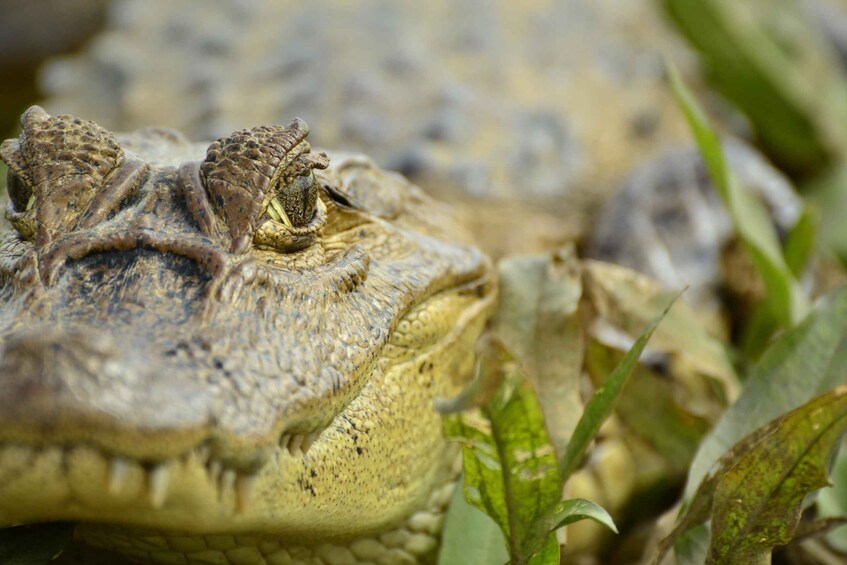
[235,473,257,513]
[149,463,172,509]
[209,459,222,483]
[220,468,236,502]
[289,434,304,454]
[279,434,291,451]
[108,457,130,494]
[301,431,320,453]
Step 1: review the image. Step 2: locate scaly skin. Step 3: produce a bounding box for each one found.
[0,107,496,564]
[38,0,696,258]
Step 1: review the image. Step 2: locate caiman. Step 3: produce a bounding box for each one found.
[0,2,820,563]
[0,106,496,564]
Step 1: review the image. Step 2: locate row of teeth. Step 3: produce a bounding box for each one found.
[105,450,256,513]
[105,430,323,512]
[278,430,321,456]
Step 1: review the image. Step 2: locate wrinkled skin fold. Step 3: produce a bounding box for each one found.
[0,107,496,563]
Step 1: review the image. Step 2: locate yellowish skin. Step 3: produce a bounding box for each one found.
[0,108,497,564]
[2,292,491,564]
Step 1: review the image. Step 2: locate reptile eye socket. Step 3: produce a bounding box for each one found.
[6,169,32,213]
[268,171,318,228]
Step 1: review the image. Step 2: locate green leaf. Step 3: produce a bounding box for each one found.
[708,387,847,563]
[539,498,617,534]
[559,291,681,482]
[668,63,809,329]
[685,284,847,501]
[494,247,584,462]
[802,163,847,260]
[783,205,819,277]
[737,301,782,362]
[665,285,847,562]
[656,386,847,563]
[662,0,847,173]
[438,478,509,565]
[444,342,562,564]
[527,534,559,565]
[585,341,712,473]
[815,441,847,551]
[0,523,74,565]
[673,524,710,565]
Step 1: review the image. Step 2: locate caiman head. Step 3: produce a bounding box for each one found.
[0,107,495,541]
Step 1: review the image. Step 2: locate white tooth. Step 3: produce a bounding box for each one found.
[209,459,222,482]
[289,434,304,454]
[149,463,172,509]
[235,474,257,513]
[301,431,320,453]
[108,457,130,494]
[220,468,236,498]
[279,435,291,451]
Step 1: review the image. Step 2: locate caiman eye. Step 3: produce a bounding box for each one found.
[267,171,318,228]
[6,168,33,213]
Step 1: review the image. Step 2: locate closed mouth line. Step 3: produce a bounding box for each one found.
[0,426,328,516]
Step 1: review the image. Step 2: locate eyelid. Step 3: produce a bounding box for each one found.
[253,197,327,252]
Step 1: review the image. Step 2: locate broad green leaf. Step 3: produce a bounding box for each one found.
[685,284,847,501]
[668,63,809,329]
[708,386,847,563]
[0,523,74,565]
[657,386,847,563]
[444,342,562,564]
[669,285,847,562]
[527,534,559,565]
[494,247,584,461]
[663,0,847,173]
[438,478,509,565]
[559,291,680,482]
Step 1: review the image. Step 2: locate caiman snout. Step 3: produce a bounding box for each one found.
[0,326,214,460]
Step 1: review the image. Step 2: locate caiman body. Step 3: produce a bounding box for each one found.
[0,107,496,564]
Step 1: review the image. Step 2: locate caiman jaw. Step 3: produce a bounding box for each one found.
[0,107,497,549]
[0,272,495,539]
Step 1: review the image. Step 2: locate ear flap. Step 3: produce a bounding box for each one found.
[199,118,328,254]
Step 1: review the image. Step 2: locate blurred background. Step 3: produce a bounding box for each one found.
[4,0,847,261]
[0,0,748,258]
[6,2,847,562]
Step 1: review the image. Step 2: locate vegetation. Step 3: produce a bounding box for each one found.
[7,1,847,564]
[438,4,847,561]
